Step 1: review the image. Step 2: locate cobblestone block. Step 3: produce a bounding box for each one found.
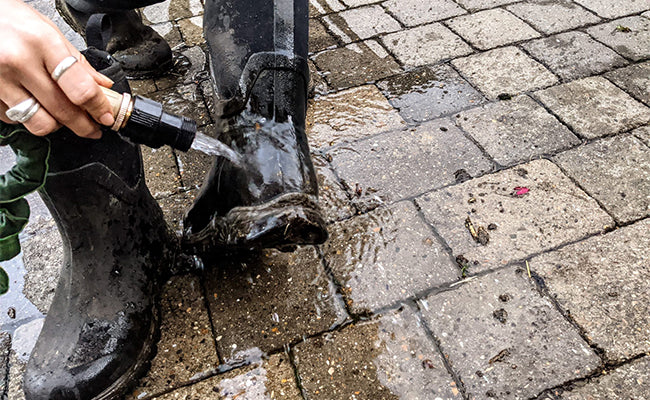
[454,0,519,12]
[587,17,650,61]
[129,79,158,96]
[453,47,557,99]
[21,220,62,314]
[554,135,650,224]
[377,64,485,123]
[323,202,458,314]
[456,95,580,166]
[605,61,650,106]
[383,0,466,27]
[150,22,184,49]
[306,85,405,148]
[141,0,203,23]
[574,0,649,19]
[155,354,302,399]
[309,60,329,96]
[143,147,181,199]
[310,0,346,15]
[157,190,197,233]
[382,23,473,67]
[506,0,601,35]
[320,14,360,44]
[0,332,9,398]
[155,46,209,91]
[7,351,26,400]
[310,18,338,53]
[534,76,650,139]
[523,31,627,81]
[148,84,211,127]
[560,357,650,399]
[339,5,401,39]
[446,9,540,51]
[129,275,219,399]
[204,247,347,361]
[416,160,614,272]
[293,305,459,399]
[420,268,600,400]
[634,125,650,146]
[531,220,650,363]
[312,155,356,223]
[177,16,204,47]
[312,40,401,89]
[328,118,492,206]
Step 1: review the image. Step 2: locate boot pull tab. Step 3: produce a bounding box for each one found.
[85,13,112,52]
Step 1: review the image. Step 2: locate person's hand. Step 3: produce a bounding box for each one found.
[0,0,115,138]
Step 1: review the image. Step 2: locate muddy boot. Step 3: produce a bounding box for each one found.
[182,0,327,252]
[56,0,172,77]
[22,49,177,400]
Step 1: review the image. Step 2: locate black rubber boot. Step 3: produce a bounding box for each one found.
[22,49,177,400]
[182,0,327,252]
[56,0,173,78]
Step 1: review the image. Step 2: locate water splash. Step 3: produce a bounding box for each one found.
[190,131,243,166]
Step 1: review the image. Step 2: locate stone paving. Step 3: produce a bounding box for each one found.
[1,0,650,399]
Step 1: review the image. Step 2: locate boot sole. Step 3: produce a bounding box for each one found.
[184,192,328,253]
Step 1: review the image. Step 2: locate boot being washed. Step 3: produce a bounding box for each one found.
[56,0,172,77]
[183,0,327,252]
[22,49,177,400]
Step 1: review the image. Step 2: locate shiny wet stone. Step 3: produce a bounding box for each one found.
[452,46,558,100]
[157,190,198,233]
[178,16,204,47]
[129,79,158,96]
[129,275,219,399]
[523,31,627,81]
[586,17,650,61]
[421,268,600,399]
[306,85,405,148]
[328,118,492,207]
[416,159,614,272]
[143,146,182,199]
[506,0,601,35]
[445,9,540,51]
[203,247,347,361]
[534,76,650,139]
[383,0,466,27]
[560,356,650,399]
[323,202,458,314]
[141,0,204,24]
[309,19,338,53]
[312,40,401,90]
[339,5,401,40]
[605,61,650,106]
[382,23,473,67]
[154,353,302,399]
[554,135,650,224]
[312,155,356,223]
[155,46,209,90]
[293,305,459,400]
[530,219,650,363]
[147,84,212,127]
[574,0,649,19]
[308,60,328,97]
[456,95,579,166]
[377,64,485,123]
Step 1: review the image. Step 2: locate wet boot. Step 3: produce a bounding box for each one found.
[22,49,177,399]
[183,0,327,252]
[56,0,173,77]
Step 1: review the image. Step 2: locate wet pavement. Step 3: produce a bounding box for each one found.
[2,0,650,399]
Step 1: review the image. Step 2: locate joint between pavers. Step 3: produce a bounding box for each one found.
[198,270,225,365]
[313,245,352,323]
[601,67,650,107]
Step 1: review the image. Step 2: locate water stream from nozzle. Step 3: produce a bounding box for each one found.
[190,131,243,166]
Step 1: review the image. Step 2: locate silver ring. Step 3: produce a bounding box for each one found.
[51,56,78,81]
[5,97,41,124]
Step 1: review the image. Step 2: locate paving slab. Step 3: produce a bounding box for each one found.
[157,190,197,233]
[155,46,209,91]
[306,85,405,148]
[523,31,627,81]
[309,0,346,15]
[141,0,203,24]
[420,268,601,400]
[143,147,181,199]
[312,40,401,90]
[530,219,650,363]
[554,135,650,224]
[506,0,601,35]
[312,154,356,223]
[605,61,650,106]
[308,60,329,97]
[382,23,474,67]
[377,64,485,123]
[586,16,650,61]
[534,76,650,139]
[323,202,459,314]
[293,305,459,400]
[328,118,493,207]
[177,16,204,47]
[456,95,580,166]
[128,275,219,400]
[176,145,212,190]
[559,356,650,399]
[154,353,302,399]
[203,247,347,361]
[21,221,62,314]
[383,0,466,27]
[452,46,558,99]
[309,18,338,53]
[147,84,212,127]
[416,159,614,272]
[7,351,26,400]
[0,332,9,398]
[319,14,361,44]
[339,5,401,39]
[454,0,519,11]
[573,0,649,19]
[150,22,185,50]
[129,78,158,96]
[446,9,540,51]
[634,125,650,146]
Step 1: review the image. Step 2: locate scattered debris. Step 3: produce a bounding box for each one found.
[492,308,508,324]
[468,197,477,204]
[465,216,478,241]
[456,255,471,277]
[499,293,511,302]
[454,169,472,183]
[487,223,497,231]
[7,306,16,319]
[440,126,448,132]
[526,260,531,278]
[616,25,631,33]
[497,93,512,101]
[422,359,436,369]
[512,186,529,197]
[488,348,511,364]
[449,276,478,288]
[466,216,490,245]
